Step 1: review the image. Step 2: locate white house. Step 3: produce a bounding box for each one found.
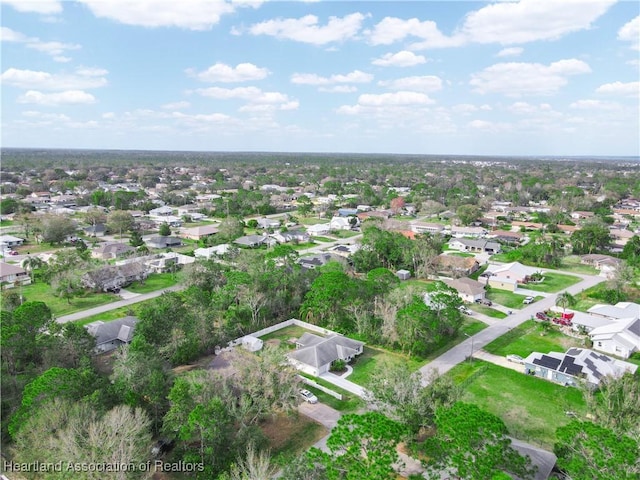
[194,244,230,259]
[329,216,352,231]
[589,318,640,359]
[306,223,331,235]
[288,332,364,376]
[484,262,542,292]
[442,277,486,303]
[0,235,24,247]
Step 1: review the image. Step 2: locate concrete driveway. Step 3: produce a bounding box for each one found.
[298,401,341,429]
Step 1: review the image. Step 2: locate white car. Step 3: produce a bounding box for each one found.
[523,296,534,304]
[458,306,473,315]
[299,389,318,404]
[506,354,525,364]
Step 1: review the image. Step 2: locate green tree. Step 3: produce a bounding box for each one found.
[571,222,612,254]
[554,420,639,480]
[300,268,356,330]
[41,214,77,245]
[621,235,640,267]
[306,412,408,480]
[456,204,481,226]
[424,402,536,480]
[159,221,172,236]
[218,216,245,242]
[555,291,576,314]
[107,210,135,237]
[583,373,640,438]
[296,195,313,216]
[129,229,144,247]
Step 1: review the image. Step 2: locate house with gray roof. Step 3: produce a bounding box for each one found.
[233,234,275,248]
[288,332,364,376]
[442,277,486,303]
[91,241,134,260]
[524,348,637,389]
[589,317,640,359]
[81,262,147,292]
[85,316,137,353]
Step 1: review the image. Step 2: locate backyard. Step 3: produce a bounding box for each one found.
[18,281,118,317]
[486,290,542,309]
[468,303,507,319]
[483,320,586,357]
[126,273,178,294]
[449,361,588,448]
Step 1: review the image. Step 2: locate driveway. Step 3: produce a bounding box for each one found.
[472,349,526,372]
[298,401,341,429]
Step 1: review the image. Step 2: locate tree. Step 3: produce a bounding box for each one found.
[555,291,576,314]
[129,229,144,247]
[218,216,245,242]
[621,235,640,267]
[456,204,481,226]
[306,412,408,480]
[571,222,612,254]
[84,207,107,227]
[296,195,313,216]
[423,402,536,480]
[40,214,76,245]
[51,270,84,304]
[226,442,278,480]
[554,420,639,480]
[159,221,171,236]
[365,365,460,433]
[583,373,640,439]
[106,210,134,237]
[300,268,356,330]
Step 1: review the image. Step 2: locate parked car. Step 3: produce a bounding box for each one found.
[523,296,534,304]
[458,306,473,315]
[482,299,493,306]
[8,250,19,256]
[299,389,318,404]
[506,354,525,364]
[536,311,550,321]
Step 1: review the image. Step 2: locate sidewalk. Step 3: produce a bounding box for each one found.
[318,371,368,398]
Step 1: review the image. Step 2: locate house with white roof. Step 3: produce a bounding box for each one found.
[306,223,331,235]
[589,318,640,359]
[484,262,542,292]
[194,244,230,259]
[329,216,353,231]
[288,332,364,376]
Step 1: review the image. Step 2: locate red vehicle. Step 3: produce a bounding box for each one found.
[536,312,550,321]
[553,316,573,327]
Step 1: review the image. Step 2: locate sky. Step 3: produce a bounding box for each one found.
[1,0,639,156]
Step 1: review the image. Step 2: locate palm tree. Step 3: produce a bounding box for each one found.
[21,256,44,283]
[556,291,576,314]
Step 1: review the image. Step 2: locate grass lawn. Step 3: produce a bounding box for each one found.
[299,217,331,225]
[292,242,319,250]
[448,252,475,258]
[559,255,599,275]
[469,264,488,280]
[259,325,313,348]
[396,279,434,291]
[13,243,66,255]
[331,230,359,238]
[468,303,508,319]
[522,272,581,293]
[489,253,511,263]
[126,273,178,294]
[311,236,333,242]
[347,345,425,386]
[450,361,587,448]
[486,290,533,309]
[20,281,118,317]
[483,320,586,357]
[420,318,489,363]
[74,305,142,326]
[299,377,365,413]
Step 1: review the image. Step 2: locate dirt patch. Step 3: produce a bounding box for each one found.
[92,350,116,376]
[265,338,281,347]
[260,412,327,454]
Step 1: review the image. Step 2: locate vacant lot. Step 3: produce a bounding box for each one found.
[468,303,507,319]
[521,272,581,293]
[19,281,118,317]
[450,361,587,448]
[486,290,535,309]
[483,320,586,357]
[127,273,178,294]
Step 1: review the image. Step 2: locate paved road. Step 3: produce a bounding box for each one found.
[419,271,604,385]
[56,284,184,323]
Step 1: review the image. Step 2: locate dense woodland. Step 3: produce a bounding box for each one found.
[1,150,639,479]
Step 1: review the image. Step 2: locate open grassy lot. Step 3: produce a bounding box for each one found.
[311,236,333,242]
[450,361,587,448]
[347,345,425,386]
[559,255,599,275]
[448,252,475,258]
[19,281,118,317]
[483,320,586,357]
[468,303,508,319]
[331,230,360,239]
[74,305,143,326]
[126,273,178,294]
[263,412,327,458]
[486,290,537,309]
[299,217,331,226]
[299,377,365,413]
[521,272,581,293]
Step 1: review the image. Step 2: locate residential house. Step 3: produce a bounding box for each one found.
[0,235,24,247]
[306,223,331,236]
[297,252,338,270]
[442,277,486,303]
[357,210,391,221]
[589,317,640,359]
[450,226,487,238]
[145,252,195,274]
[0,263,31,289]
[145,236,182,249]
[85,316,137,353]
[288,332,364,376]
[149,206,174,216]
[81,262,147,292]
[448,238,501,254]
[487,230,524,244]
[609,228,634,247]
[233,235,275,248]
[83,223,107,238]
[571,211,596,221]
[271,229,310,244]
[435,254,480,276]
[588,302,640,320]
[409,222,445,235]
[256,217,281,229]
[194,244,231,259]
[180,224,219,241]
[329,216,354,231]
[91,242,134,260]
[581,254,621,279]
[524,348,637,388]
[328,244,360,258]
[511,221,543,231]
[338,208,359,217]
[484,262,542,292]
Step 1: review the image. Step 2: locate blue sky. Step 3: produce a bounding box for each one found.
[1,0,639,156]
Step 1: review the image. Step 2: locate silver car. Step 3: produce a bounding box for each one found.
[299,389,318,404]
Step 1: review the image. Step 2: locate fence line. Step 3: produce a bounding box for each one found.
[299,375,343,400]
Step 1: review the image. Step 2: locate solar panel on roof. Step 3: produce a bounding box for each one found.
[566,348,581,356]
[534,356,561,369]
[560,356,583,376]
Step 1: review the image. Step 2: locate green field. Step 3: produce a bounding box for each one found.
[468,303,508,318]
[486,290,538,309]
[126,273,178,294]
[450,361,587,448]
[347,345,425,386]
[483,320,586,357]
[311,236,333,242]
[521,272,581,293]
[299,377,365,413]
[19,281,118,317]
[558,256,599,275]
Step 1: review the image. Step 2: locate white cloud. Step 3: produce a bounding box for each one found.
[188,62,270,83]
[570,99,621,110]
[337,90,434,114]
[161,101,191,110]
[291,70,373,86]
[367,17,462,48]
[247,13,366,45]
[460,0,616,45]
[0,27,28,42]
[0,67,108,90]
[470,59,591,96]
[318,85,358,93]
[0,27,81,61]
[77,0,238,30]
[618,16,640,51]
[53,56,72,63]
[378,75,442,92]
[195,86,298,110]
[17,90,96,106]
[1,0,62,14]
[22,110,70,121]
[171,111,231,123]
[507,102,554,114]
[468,119,511,132]
[372,51,426,67]
[497,47,523,57]
[595,81,640,97]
